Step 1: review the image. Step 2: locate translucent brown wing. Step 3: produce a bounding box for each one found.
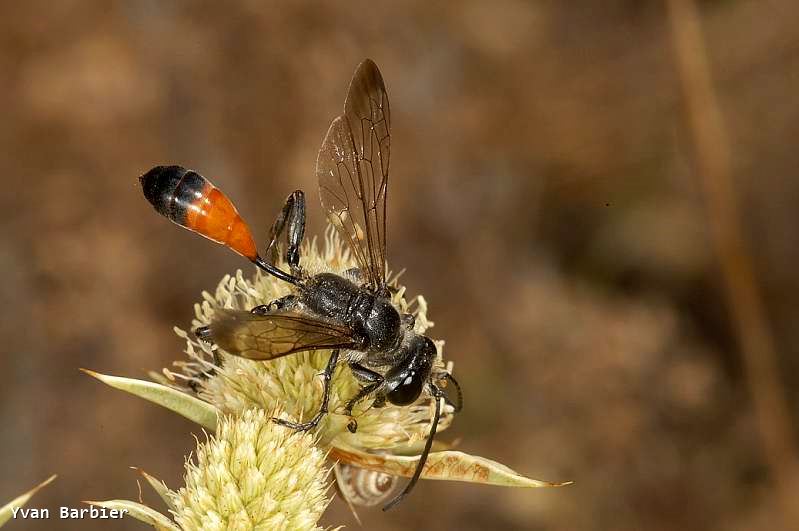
[317,59,390,292]
[208,308,359,360]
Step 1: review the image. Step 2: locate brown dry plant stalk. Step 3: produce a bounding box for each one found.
[667,0,798,527]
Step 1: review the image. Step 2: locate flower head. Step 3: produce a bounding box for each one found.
[161,226,455,452]
[93,226,566,526]
[171,409,330,531]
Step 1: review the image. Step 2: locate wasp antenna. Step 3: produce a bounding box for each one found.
[382,391,443,511]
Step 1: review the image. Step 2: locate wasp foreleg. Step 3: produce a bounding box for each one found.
[344,362,385,433]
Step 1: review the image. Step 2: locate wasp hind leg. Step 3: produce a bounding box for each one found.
[265,190,306,277]
[272,349,339,432]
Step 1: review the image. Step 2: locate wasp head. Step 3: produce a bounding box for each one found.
[384,336,437,406]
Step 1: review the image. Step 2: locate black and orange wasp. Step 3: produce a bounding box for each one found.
[140,59,462,510]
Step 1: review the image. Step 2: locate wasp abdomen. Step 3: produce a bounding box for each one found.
[140,165,258,260]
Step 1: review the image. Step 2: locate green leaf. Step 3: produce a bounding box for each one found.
[82,369,219,430]
[330,443,572,488]
[0,475,56,527]
[84,500,179,531]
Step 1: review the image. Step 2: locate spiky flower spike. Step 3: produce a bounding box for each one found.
[88,410,331,531]
[171,410,329,531]
[161,226,455,452]
[90,227,567,525]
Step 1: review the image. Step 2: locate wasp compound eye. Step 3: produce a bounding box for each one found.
[386,369,425,406]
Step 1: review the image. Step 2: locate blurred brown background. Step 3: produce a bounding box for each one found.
[2,1,799,530]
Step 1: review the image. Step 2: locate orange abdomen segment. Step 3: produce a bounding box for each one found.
[140,166,258,261]
[185,186,258,260]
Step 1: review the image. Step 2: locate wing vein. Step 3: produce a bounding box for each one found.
[317,60,391,292]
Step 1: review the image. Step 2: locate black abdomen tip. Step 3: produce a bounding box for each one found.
[140,165,190,220]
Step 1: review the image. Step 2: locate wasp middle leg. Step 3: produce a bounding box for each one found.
[272,349,340,432]
[250,293,300,314]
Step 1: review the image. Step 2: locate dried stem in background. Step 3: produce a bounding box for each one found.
[667,0,797,527]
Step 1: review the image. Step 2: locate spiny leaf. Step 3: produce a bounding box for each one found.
[132,468,176,513]
[84,500,179,531]
[330,443,572,488]
[82,369,218,430]
[0,475,56,527]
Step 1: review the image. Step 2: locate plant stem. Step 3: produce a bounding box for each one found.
[667,0,797,527]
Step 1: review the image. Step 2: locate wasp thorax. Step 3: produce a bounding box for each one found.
[364,298,401,352]
[301,272,401,352]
